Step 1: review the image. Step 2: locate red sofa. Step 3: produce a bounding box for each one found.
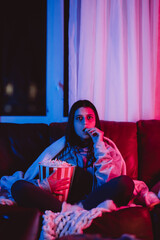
[0,120,160,240]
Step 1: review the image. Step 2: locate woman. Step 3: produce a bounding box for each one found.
[11,100,134,212]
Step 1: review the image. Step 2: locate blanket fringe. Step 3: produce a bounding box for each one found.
[40,207,108,240]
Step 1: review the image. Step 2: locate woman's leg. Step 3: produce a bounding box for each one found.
[81,175,135,210]
[11,180,62,212]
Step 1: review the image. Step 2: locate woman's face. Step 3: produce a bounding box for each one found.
[74,107,96,140]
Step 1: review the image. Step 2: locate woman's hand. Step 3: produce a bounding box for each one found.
[84,127,104,144]
[47,175,70,194]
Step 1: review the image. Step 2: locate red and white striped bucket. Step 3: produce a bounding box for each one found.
[39,163,75,202]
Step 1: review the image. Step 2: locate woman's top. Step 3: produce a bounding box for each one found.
[0,136,159,206]
[55,138,126,190]
[0,135,125,196]
[51,138,126,204]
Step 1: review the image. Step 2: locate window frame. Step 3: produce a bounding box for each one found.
[0,0,67,124]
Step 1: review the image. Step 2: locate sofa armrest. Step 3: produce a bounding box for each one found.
[83,206,154,240]
[0,205,42,240]
[150,202,160,240]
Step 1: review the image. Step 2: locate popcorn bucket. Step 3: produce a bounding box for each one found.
[39,162,76,202]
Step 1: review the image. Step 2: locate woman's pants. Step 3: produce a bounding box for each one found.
[11,175,134,212]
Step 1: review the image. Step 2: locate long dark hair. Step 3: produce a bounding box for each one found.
[65,100,101,146]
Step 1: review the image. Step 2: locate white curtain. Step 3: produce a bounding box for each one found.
[69,0,160,122]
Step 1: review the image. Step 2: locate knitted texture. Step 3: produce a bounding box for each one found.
[40,207,108,240]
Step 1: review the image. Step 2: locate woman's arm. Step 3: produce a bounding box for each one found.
[85,127,126,188]
[85,128,126,188]
[93,139,126,187]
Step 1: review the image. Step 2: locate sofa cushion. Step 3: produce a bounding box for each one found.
[0,123,50,178]
[137,120,160,188]
[49,121,138,180]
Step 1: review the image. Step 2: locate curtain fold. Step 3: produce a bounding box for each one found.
[69,0,160,121]
[155,0,160,118]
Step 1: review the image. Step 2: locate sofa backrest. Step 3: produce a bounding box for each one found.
[137,120,160,188]
[0,123,50,178]
[1,120,159,188]
[100,121,138,179]
[49,121,138,180]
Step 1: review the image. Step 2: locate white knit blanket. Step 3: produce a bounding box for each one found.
[39,207,108,240]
